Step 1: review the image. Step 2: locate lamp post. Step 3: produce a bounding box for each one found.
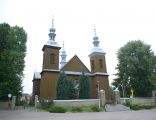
[8,93,12,109]
[8,93,12,101]
[97,81,100,108]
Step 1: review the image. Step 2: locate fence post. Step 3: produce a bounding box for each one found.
[152,90,156,103]
[114,89,120,104]
[11,96,16,109]
[100,89,105,106]
[35,95,38,109]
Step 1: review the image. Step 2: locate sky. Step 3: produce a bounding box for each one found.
[0,0,156,94]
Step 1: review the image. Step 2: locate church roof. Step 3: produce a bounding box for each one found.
[89,26,106,56]
[61,55,90,73]
[43,18,60,49]
[90,46,105,54]
[33,72,41,80]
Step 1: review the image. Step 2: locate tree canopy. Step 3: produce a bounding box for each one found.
[0,23,27,100]
[112,40,156,97]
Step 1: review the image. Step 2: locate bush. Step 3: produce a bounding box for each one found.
[40,98,53,109]
[71,107,83,112]
[143,105,153,109]
[28,99,34,106]
[130,105,141,110]
[48,106,67,113]
[91,106,101,112]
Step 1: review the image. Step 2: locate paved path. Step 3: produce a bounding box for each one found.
[105,104,130,112]
[0,109,156,120]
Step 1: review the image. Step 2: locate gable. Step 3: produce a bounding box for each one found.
[61,55,90,73]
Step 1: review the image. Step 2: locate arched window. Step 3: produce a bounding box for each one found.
[43,53,45,66]
[99,59,103,68]
[92,60,95,70]
[50,53,55,64]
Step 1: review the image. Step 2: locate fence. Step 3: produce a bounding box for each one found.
[130,97,156,105]
[0,102,10,109]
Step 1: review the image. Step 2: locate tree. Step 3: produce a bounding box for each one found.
[56,71,67,100]
[79,72,90,99]
[56,71,77,100]
[112,40,156,97]
[65,79,77,99]
[0,23,27,100]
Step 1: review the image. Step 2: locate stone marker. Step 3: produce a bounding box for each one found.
[35,95,38,108]
[114,89,120,104]
[11,96,16,109]
[100,89,105,106]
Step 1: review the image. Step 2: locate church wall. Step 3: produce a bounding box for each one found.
[91,75,110,100]
[40,71,59,99]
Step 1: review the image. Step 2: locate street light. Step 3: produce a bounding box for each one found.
[97,81,100,108]
[8,93,12,109]
[8,93,12,100]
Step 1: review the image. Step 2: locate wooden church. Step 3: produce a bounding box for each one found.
[32,19,110,100]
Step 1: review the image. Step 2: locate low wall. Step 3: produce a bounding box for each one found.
[130,97,155,105]
[0,96,16,109]
[53,99,99,107]
[0,102,10,109]
[120,98,130,104]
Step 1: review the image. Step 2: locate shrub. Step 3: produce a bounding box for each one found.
[16,100,26,106]
[130,105,141,110]
[71,107,83,112]
[48,106,67,113]
[91,106,101,112]
[28,99,34,106]
[40,98,53,109]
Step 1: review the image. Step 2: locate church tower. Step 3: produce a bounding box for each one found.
[42,19,61,70]
[40,19,61,99]
[60,42,67,68]
[89,27,109,99]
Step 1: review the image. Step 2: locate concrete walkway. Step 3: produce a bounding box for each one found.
[0,109,156,120]
[105,104,130,112]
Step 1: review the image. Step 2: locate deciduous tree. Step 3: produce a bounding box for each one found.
[112,40,156,97]
[0,23,27,100]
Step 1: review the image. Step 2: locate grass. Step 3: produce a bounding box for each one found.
[70,107,83,112]
[91,106,102,112]
[130,104,156,110]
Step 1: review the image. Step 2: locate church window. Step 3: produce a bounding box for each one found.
[50,53,55,64]
[92,60,95,70]
[99,59,103,68]
[43,53,45,66]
